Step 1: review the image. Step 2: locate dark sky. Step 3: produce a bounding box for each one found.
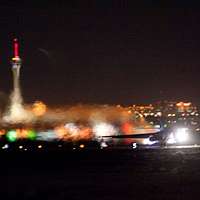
[0,1,200,106]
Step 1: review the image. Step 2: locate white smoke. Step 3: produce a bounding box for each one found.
[3,65,34,124]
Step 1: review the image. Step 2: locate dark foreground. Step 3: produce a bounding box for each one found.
[1,148,200,199]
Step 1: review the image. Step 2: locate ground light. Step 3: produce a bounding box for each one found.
[6,130,17,142]
[79,144,85,148]
[175,128,189,143]
[167,133,176,144]
[27,130,36,140]
[143,137,157,145]
[2,144,9,149]
[167,127,189,144]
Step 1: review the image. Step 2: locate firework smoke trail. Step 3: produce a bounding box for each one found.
[1,102,153,142]
[34,104,152,141]
[2,38,34,124]
[2,66,34,124]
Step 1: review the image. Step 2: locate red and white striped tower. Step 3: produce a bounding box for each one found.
[11,38,22,95]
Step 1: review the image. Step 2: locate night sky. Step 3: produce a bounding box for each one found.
[0,2,200,106]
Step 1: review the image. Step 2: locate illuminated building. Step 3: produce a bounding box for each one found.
[176,102,193,112]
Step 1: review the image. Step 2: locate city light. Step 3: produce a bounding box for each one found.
[79,144,85,148]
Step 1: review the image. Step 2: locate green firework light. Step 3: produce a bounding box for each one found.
[6,130,17,142]
[27,130,36,140]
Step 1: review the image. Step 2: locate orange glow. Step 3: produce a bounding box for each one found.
[79,127,92,140]
[176,102,191,107]
[0,130,5,136]
[176,102,183,107]
[54,126,67,139]
[121,122,133,134]
[32,101,47,116]
[79,144,85,148]
[184,102,191,106]
[16,129,28,139]
[54,125,92,141]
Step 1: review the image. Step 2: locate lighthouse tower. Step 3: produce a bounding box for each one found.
[3,39,33,123]
[11,38,22,98]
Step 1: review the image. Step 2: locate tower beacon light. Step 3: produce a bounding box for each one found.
[11,38,21,66]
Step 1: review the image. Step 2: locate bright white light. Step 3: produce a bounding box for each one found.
[142,137,157,145]
[156,112,162,117]
[2,144,9,149]
[100,141,108,149]
[37,130,58,141]
[167,133,176,144]
[65,123,79,135]
[175,128,189,143]
[132,142,137,149]
[93,122,117,137]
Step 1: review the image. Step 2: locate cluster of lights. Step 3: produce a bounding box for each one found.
[0,125,195,149]
[142,112,163,117]
[133,101,200,120]
[0,120,161,144]
[0,124,92,143]
[6,129,36,142]
[180,113,199,117]
[168,114,176,117]
[0,143,88,151]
